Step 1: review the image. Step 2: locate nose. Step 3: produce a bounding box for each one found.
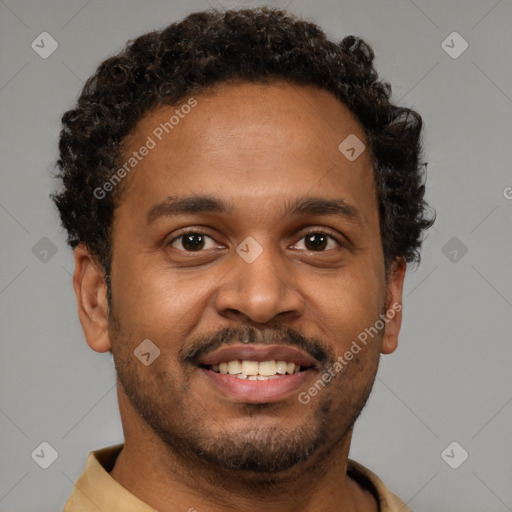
[214,237,304,325]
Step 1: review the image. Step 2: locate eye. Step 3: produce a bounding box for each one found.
[168,229,344,253]
[292,230,342,252]
[169,231,218,252]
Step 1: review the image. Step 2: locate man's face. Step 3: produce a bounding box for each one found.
[105,81,402,475]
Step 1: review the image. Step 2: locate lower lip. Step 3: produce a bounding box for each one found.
[200,368,311,403]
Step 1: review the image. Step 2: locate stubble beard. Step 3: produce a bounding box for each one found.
[109,310,379,484]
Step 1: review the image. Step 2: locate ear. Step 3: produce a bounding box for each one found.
[381,258,406,355]
[73,244,111,353]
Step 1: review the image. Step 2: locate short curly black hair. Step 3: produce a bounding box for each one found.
[52,7,434,279]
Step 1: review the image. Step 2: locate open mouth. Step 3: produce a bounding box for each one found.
[196,344,317,402]
[200,359,310,380]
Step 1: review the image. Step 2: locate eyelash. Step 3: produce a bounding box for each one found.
[168,228,345,252]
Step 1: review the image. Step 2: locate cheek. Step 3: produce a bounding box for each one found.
[110,256,215,350]
[307,263,386,353]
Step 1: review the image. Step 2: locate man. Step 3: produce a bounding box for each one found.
[54,7,434,511]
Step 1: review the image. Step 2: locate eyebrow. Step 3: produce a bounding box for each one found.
[146,194,361,225]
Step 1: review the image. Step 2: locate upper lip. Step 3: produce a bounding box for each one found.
[198,344,317,369]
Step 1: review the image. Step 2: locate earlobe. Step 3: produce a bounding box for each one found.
[381,258,406,355]
[73,245,111,353]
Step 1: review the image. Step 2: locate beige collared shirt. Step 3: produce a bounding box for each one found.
[64,444,411,511]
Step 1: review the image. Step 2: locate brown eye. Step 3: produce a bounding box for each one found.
[170,232,216,251]
[181,233,205,251]
[293,231,341,252]
[304,233,328,251]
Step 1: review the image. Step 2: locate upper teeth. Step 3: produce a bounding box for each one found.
[212,360,300,377]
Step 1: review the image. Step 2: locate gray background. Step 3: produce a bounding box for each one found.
[1,0,511,510]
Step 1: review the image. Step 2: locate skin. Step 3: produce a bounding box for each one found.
[73,80,406,512]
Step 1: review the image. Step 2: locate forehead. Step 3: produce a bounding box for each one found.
[115,80,377,225]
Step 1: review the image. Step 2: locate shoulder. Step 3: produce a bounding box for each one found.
[347,459,412,512]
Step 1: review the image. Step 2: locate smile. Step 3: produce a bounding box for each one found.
[197,344,316,402]
[202,359,307,380]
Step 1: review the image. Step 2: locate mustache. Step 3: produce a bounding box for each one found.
[181,325,333,366]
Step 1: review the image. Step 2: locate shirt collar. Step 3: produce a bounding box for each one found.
[65,444,411,512]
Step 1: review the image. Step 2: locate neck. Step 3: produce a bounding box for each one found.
[110,387,378,512]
